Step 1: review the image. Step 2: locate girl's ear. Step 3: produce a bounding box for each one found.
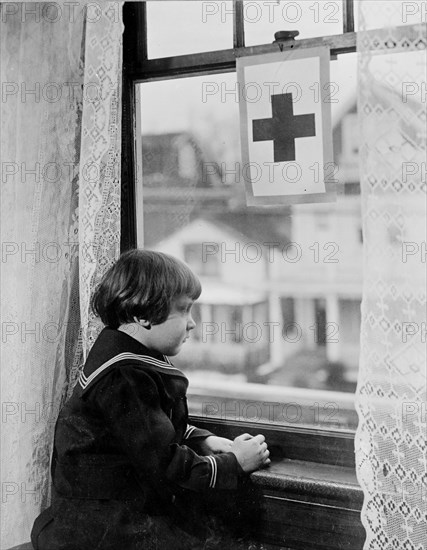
[133,317,152,330]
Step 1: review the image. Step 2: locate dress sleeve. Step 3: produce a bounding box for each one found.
[90,365,242,492]
[182,424,215,454]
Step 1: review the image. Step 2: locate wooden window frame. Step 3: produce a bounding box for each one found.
[120,4,424,546]
[120,1,358,462]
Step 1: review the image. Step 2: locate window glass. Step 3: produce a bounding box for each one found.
[184,243,220,276]
[139,53,361,431]
[146,1,233,58]
[244,0,343,46]
[190,303,202,341]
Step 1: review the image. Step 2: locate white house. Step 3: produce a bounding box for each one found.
[151,99,364,389]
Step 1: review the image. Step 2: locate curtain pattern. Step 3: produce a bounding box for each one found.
[0,3,123,546]
[355,3,427,549]
[77,2,123,371]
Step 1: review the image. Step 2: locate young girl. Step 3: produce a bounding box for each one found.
[31,249,270,549]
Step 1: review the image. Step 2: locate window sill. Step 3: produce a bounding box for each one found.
[251,458,362,511]
[191,417,365,549]
[248,459,364,549]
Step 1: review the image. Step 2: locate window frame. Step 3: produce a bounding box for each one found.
[121,0,425,465]
[121,0,360,468]
[119,5,425,546]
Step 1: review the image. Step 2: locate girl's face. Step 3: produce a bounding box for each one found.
[143,295,196,356]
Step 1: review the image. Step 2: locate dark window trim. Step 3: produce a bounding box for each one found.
[343,0,355,33]
[120,73,137,252]
[190,417,365,549]
[233,0,245,48]
[128,32,357,81]
[124,19,425,83]
[190,416,356,468]
[120,2,141,251]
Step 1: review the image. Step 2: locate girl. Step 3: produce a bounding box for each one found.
[31,249,270,549]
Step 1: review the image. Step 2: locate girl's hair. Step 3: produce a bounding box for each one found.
[91,249,201,328]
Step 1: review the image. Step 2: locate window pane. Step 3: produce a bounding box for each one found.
[146,1,233,59]
[244,0,343,46]
[138,53,361,431]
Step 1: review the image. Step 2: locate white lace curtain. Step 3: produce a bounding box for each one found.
[355,2,427,549]
[0,3,123,547]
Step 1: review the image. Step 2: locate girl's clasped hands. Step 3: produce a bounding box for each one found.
[200,433,271,473]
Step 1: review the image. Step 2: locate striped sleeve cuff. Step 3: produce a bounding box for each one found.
[205,452,243,490]
[206,455,218,488]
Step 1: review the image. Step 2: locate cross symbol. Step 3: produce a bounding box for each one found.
[252,93,316,163]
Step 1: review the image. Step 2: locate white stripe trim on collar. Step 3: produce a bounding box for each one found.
[184,425,196,439]
[79,352,179,390]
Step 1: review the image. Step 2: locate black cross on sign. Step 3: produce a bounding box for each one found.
[252,93,316,163]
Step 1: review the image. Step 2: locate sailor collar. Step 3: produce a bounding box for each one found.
[78,328,188,394]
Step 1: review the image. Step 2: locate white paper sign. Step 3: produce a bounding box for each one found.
[237,46,335,206]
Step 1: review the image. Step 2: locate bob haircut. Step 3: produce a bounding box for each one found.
[91,249,201,328]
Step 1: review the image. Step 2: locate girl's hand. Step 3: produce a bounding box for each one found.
[230,433,270,473]
[199,435,233,455]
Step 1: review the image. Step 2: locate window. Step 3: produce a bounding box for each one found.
[120,6,424,547]
[123,1,362,434]
[123,1,368,438]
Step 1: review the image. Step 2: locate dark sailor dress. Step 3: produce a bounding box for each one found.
[31,328,245,550]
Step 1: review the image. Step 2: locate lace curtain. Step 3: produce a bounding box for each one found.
[0,3,123,547]
[355,3,427,550]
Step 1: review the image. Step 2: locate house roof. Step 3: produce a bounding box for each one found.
[141,132,223,188]
[203,210,292,247]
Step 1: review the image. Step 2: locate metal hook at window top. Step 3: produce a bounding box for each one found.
[273,30,300,52]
